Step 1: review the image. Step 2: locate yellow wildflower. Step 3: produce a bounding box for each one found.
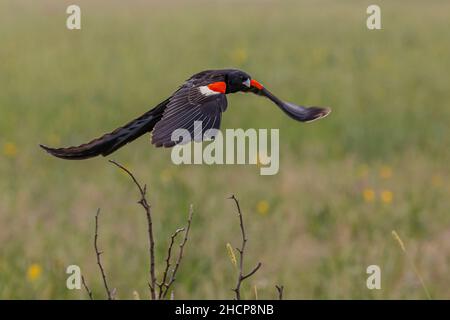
[3,142,17,157]
[256,200,269,215]
[27,263,42,282]
[362,188,375,202]
[380,190,393,204]
[256,153,270,168]
[380,165,392,179]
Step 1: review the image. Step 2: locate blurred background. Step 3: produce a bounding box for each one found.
[1,0,449,299]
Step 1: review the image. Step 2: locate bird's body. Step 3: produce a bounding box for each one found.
[40,69,331,159]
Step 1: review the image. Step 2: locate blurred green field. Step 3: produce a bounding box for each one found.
[1,0,450,299]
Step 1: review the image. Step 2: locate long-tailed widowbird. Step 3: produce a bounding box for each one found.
[40,69,331,159]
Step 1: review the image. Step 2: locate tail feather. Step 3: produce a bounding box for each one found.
[40,100,169,160]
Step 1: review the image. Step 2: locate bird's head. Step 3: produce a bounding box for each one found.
[225,70,262,93]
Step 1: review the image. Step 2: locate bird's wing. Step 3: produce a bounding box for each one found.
[151,84,227,147]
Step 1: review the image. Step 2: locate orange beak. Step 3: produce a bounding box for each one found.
[250,79,264,90]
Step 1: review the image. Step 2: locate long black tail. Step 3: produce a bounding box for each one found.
[40,99,169,160]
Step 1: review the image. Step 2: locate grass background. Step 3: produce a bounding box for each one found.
[1,0,450,299]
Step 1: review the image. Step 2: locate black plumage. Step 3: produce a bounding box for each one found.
[40,69,331,160]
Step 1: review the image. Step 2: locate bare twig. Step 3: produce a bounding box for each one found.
[275,285,284,300]
[81,275,93,300]
[94,208,112,300]
[158,227,185,299]
[162,204,194,299]
[228,195,262,300]
[109,160,157,300]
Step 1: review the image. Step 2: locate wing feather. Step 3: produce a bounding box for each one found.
[152,85,226,147]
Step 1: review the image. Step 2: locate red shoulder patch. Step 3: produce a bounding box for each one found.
[207,81,227,94]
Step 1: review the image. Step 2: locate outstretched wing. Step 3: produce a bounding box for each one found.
[151,84,227,147]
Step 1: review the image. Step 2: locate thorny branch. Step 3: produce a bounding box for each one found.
[228,195,262,300]
[158,227,185,299]
[81,275,93,300]
[161,204,194,299]
[83,163,276,300]
[94,208,112,300]
[109,160,157,300]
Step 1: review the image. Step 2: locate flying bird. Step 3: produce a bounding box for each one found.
[40,69,331,159]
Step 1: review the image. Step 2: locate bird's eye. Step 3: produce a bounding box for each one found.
[242,78,251,88]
